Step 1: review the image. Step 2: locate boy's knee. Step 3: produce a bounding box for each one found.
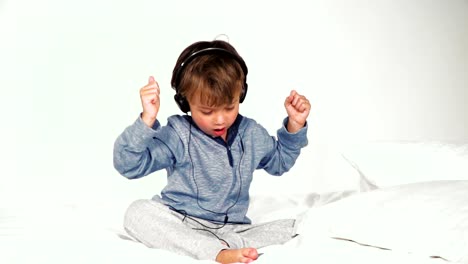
[124,199,150,227]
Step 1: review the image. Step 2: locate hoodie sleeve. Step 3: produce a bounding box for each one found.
[257,117,308,175]
[113,115,183,179]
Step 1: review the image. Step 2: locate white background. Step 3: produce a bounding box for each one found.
[0,0,467,204]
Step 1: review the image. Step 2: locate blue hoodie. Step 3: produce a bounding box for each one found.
[113,114,308,224]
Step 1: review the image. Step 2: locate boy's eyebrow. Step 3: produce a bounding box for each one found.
[197,105,215,110]
[197,103,236,110]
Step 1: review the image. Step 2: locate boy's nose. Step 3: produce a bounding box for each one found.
[214,114,225,125]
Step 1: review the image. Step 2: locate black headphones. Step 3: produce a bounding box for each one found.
[172,47,249,113]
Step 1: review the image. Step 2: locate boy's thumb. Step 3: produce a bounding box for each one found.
[148,76,155,84]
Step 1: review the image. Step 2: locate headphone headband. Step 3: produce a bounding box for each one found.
[173,47,249,113]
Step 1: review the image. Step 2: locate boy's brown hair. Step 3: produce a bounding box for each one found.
[171,40,247,109]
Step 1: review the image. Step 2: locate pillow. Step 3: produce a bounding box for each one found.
[341,141,468,187]
[297,180,468,263]
[248,189,360,223]
[250,143,365,196]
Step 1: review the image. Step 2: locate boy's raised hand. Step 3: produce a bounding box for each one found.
[284,90,311,133]
[140,76,160,127]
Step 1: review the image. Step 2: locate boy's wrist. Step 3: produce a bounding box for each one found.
[286,119,305,133]
[141,112,157,128]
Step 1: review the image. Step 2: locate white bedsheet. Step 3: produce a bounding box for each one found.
[2,141,467,264]
[0,189,458,264]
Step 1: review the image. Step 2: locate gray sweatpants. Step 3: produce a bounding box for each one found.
[123,199,298,261]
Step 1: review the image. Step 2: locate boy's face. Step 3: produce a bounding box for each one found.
[189,95,240,141]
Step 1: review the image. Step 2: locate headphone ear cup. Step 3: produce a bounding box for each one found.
[174,93,190,113]
[239,83,248,103]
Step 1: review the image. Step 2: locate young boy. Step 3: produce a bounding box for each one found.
[113,40,310,263]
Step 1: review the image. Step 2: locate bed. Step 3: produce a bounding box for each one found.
[1,141,467,264]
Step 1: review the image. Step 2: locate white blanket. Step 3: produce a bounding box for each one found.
[1,141,467,264]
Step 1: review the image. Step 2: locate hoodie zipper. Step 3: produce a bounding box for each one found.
[226,145,233,167]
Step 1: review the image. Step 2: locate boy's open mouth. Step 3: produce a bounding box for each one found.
[213,128,226,136]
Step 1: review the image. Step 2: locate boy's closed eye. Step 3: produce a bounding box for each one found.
[199,105,235,114]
